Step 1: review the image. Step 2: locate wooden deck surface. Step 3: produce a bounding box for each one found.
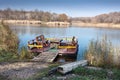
[32,50,58,62]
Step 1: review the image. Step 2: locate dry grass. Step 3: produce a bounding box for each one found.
[72,22,120,28]
[0,22,18,53]
[0,22,19,62]
[85,36,120,68]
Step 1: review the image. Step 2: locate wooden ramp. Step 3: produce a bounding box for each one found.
[32,50,58,62]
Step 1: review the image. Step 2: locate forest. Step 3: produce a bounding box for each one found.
[72,12,120,24]
[0,8,68,22]
[0,8,120,24]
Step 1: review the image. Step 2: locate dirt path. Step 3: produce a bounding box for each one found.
[0,62,48,79]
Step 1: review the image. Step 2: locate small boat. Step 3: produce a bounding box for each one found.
[27,35,78,57]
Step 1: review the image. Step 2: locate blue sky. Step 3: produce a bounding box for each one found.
[0,0,120,17]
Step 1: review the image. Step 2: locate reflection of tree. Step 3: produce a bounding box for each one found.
[10,26,67,37]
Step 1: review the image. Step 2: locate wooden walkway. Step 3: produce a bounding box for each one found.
[32,50,58,62]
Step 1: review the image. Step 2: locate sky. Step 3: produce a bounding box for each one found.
[0,0,120,17]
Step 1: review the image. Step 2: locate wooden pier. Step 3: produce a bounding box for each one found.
[32,50,58,62]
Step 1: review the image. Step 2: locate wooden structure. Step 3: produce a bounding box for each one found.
[32,50,58,62]
[58,60,88,74]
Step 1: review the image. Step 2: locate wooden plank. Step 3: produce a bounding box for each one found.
[32,51,58,62]
[58,60,88,74]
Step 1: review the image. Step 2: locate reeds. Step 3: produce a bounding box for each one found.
[0,22,18,53]
[0,22,19,62]
[85,36,120,68]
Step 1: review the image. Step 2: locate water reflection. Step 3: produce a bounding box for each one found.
[10,25,120,60]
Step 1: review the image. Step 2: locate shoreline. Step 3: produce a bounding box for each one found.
[1,20,120,28]
[72,22,120,29]
[0,20,70,27]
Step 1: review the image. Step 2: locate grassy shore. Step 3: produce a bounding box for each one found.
[72,21,120,28]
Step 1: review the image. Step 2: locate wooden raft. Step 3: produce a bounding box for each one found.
[32,51,58,62]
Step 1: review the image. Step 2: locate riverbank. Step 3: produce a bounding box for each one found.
[0,20,70,27]
[72,21,120,28]
[2,20,120,28]
[0,62,49,80]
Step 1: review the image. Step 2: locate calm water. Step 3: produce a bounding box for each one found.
[10,25,120,60]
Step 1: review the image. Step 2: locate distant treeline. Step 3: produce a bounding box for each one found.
[0,8,68,22]
[0,8,120,24]
[72,12,120,24]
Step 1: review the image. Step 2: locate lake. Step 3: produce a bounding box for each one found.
[10,25,120,60]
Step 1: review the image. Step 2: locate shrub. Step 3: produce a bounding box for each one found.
[0,23,18,53]
[0,23,19,62]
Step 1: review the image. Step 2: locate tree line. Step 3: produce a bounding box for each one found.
[72,12,120,24]
[0,8,68,22]
[0,8,119,24]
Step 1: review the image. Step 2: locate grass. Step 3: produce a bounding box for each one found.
[69,76,107,80]
[73,67,107,79]
[19,46,34,60]
[111,68,120,80]
[0,22,19,62]
[0,22,18,53]
[0,75,10,80]
[0,23,33,62]
[71,66,120,80]
[0,51,19,62]
[85,36,120,68]
[27,66,120,80]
